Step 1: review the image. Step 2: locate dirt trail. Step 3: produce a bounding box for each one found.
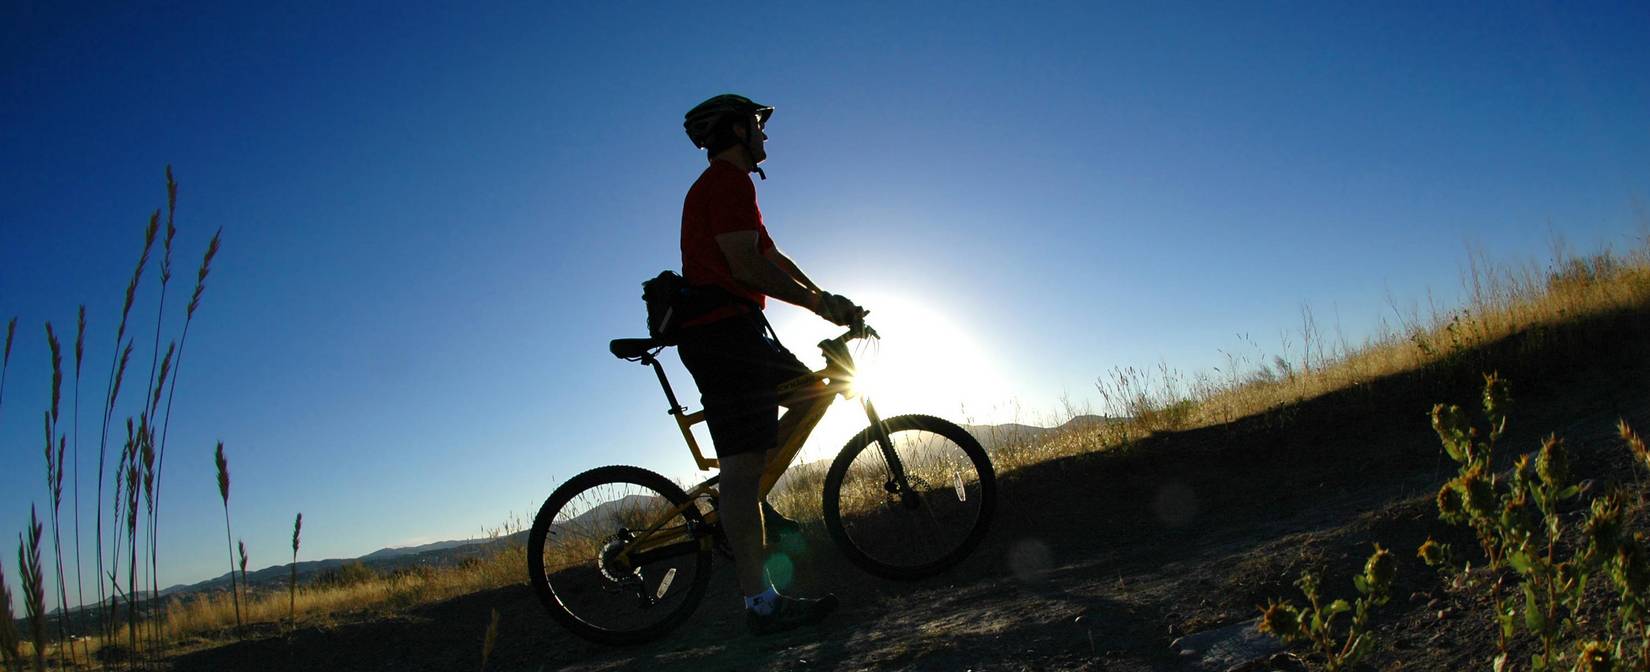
[168,308,1650,671]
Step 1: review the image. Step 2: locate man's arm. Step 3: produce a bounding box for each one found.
[716,231,822,311]
[763,246,821,294]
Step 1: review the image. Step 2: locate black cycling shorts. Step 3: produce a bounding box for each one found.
[677,315,814,458]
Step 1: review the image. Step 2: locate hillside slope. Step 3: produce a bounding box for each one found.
[168,302,1650,671]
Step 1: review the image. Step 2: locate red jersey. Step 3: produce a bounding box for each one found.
[681,159,775,326]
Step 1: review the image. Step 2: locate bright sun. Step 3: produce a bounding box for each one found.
[770,291,1012,463]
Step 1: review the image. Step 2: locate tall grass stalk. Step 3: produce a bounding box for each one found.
[1,317,14,413]
[19,507,46,672]
[146,221,220,655]
[139,167,176,661]
[123,416,143,663]
[1,556,21,670]
[96,213,157,641]
[290,513,302,630]
[69,306,89,664]
[0,319,14,672]
[140,344,172,659]
[215,443,241,633]
[237,539,248,610]
[40,324,68,669]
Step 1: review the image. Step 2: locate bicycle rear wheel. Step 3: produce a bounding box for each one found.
[527,465,713,644]
[822,414,996,580]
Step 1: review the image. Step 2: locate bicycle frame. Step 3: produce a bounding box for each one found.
[615,327,885,565]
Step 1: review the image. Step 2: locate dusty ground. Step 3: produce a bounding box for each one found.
[166,307,1650,671]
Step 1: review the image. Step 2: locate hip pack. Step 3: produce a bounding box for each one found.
[641,271,754,344]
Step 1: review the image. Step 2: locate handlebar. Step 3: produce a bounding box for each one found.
[829,319,879,346]
[817,319,878,379]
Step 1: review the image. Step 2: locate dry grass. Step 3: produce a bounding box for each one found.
[1002,236,1650,472]
[760,235,1650,517]
[63,541,529,658]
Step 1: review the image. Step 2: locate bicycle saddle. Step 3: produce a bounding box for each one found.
[610,338,666,360]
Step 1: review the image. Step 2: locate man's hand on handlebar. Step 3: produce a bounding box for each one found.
[816,292,868,327]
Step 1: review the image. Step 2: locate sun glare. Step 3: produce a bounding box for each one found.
[772,291,1011,464]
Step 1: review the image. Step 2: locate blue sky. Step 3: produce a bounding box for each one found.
[3,1,1647,610]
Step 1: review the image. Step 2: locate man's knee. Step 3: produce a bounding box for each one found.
[720,452,766,490]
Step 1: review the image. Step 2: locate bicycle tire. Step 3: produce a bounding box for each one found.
[822,414,997,580]
[527,465,713,645]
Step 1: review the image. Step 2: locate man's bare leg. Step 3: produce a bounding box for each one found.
[717,451,769,595]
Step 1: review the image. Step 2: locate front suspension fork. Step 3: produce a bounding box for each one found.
[862,397,914,498]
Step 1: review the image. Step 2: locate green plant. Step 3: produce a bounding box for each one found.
[1421,376,1650,670]
[1258,544,1396,671]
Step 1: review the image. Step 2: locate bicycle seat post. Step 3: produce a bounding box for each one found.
[644,355,688,416]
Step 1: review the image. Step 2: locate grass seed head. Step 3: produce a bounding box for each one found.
[3,316,14,368]
[152,342,175,412]
[188,229,222,318]
[162,167,177,283]
[75,306,85,375]
[0,556,18,663]
[45,322,61,423]
[293,513,303,554]
[110,340,134,412]
[18,507,45,669]
[215,442,230,504]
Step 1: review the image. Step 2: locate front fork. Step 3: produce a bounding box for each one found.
[862,397,916,505]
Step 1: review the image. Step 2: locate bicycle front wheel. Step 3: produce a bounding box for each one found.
[822,414,997,580]
[527,465,713,645]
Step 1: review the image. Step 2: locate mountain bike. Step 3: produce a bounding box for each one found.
[527,320,997,644]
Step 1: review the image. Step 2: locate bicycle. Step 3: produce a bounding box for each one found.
[527,320,998,644]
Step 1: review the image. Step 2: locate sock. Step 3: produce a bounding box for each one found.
[744,586,780,615]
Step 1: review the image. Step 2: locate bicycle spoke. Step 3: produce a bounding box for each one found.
[529,466,713,643]
[825,415,995,579]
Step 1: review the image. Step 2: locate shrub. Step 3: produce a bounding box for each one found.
[315,561,377,589]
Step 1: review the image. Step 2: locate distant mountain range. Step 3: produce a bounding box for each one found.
[962,414,1120,452]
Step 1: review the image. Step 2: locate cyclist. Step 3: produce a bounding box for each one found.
[677,93,866,635]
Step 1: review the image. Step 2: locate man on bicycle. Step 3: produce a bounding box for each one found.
[677,93,865,635]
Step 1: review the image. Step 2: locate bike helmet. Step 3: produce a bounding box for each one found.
[683,94,773,150]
